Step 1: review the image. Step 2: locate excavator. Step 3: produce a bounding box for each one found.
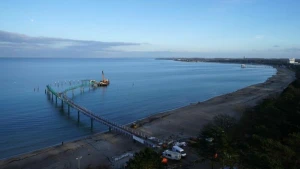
[99,71,110,86]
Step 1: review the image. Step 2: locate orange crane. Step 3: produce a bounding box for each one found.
[99,71,110,86]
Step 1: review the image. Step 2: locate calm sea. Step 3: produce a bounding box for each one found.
[0,58,276,159]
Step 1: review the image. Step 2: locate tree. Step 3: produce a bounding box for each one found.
[197,114,239,169]
[198,123,238,169]
[126,148,164,169]
[285,132,300,167]
[198,123,220,169]
[213,114,237,133]
[239,134,296,169]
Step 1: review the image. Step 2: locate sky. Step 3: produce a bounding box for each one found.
[0,0,299,58]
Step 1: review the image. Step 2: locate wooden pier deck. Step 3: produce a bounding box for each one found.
[45,80,158,147]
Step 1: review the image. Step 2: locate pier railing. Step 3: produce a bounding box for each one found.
[46,82,157,147]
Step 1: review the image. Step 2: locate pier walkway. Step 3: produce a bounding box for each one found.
[46,80,158,147]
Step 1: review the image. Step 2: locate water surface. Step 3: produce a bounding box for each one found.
[0,58,276,159]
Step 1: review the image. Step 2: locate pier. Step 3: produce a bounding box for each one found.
[46,80,158,147]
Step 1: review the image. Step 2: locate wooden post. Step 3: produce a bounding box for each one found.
[52,93,53,101]
[91,118,93,130]
[56,96,57,105]
[61,100,64,108]
[77,111,80,122]
[68,105,70,116]
[109,127,112,132]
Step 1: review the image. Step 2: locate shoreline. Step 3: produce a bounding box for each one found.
[0,62,272,160]
[0,66,295,169]
[134,67,295,140]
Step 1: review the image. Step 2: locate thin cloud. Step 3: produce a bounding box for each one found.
[0,30,142,58]
[0,30,140,51]
[284,48,300,52]
[254,35,264,39]
[273,45,279,48]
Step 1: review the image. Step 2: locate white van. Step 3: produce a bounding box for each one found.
[172,145,186,157]
[162,150,181,160]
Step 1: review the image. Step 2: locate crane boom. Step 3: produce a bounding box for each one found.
[102,71,105,81]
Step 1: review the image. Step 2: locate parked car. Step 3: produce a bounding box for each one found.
[174,141,187,147]
[172,145,186,157]
[162,150,181,160]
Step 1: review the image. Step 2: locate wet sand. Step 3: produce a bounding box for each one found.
[0,67,295,169]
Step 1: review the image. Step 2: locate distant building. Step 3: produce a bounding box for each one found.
[288,58,300,65]
[288,58,295,64]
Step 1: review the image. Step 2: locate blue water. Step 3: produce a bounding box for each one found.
[0,58,276,159]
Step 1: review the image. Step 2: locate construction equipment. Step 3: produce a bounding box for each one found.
[99,71,110,86]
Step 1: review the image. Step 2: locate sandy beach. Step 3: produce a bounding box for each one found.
[0,66,295,169]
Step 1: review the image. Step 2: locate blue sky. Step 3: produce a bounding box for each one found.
[0,0,299,58]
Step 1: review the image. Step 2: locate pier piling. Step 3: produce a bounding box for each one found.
[77,111,80,122]
[91,118,94,130]
[68,105,70,116]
